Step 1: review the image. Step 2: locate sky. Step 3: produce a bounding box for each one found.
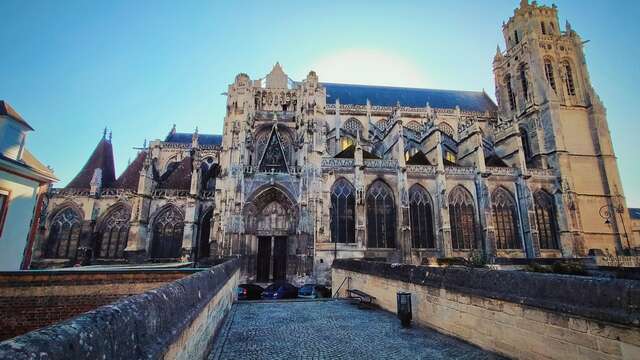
[1,0,639,205]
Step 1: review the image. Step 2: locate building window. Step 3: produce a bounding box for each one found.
[330,179,356,243]
[505,74,516,111]
[0,191,8,236]
[534,191,559,249]
[96,205,130,259]
[366,180,396,248]
[46,207,82,259]
[151,205,184,259]
[343,118,363,137]
[563,61,576,96]
[544,59,557,93]
[520,128,532,160]
[340,136,354,151]
[409,185,435,249]
[519,64,529,100]
[541,21,547,35]
[514,30,519,44]
[445,151,457,164]
[448,186,476,250]
[492,188,521,249]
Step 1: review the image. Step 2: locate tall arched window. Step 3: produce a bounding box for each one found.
[520,128,532,160]
[562,61,576,96]
[343,118,363,137]
[492,188,521,249]
[519,63,529,100]
[534,191,559,249]
[97,205,130,259]
[505,74,516,111]
[330,179,355,243]
[544,59,557,93]
[409,185,435,248]
[448,186,476,250]
[198,208,213,259]
[366,180,396,248]
[46,207,82,259]
[151,206,184,259]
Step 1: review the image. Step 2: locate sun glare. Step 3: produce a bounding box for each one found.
[310,49,429,88]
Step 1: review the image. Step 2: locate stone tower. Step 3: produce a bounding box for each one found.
[493,0,632,255]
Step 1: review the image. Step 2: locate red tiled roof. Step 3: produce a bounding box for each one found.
[66,138,116,189]
[157,156,192,190]
[114,151,147,190]
[0,100,34,130]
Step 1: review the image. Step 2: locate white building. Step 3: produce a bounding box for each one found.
[0,101,56,270]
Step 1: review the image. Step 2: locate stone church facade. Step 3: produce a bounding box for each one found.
[30,1,635,283]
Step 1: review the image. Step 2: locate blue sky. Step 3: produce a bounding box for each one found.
[1,0,639,205]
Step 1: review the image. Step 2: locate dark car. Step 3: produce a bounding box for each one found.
[298,284,331,299]
[237,284,264,300]
[261,282,298,299]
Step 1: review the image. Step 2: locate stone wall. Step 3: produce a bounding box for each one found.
[0,259,240,359]
[0,268,199,341]
[333,259,640,360]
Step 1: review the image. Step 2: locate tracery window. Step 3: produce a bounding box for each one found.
[448,186,476,250]
[438,122,455,138]
[97,205,130,259]
[409,185,435,248]
[340,136,354,151]
[366,180,396,248]
[562,61,576,96]
[151,206,184,259]
[330,179,355,243]
[46,207,82,259]
[343,118,363,137]
[405,120,423,133]
[255,129,292,167]
[534,191,559,249]
[505,74,516,111]
[492,188,521,249]
[544,59,557,93]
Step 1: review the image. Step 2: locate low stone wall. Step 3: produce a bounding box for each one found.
[0,259,240,360]
[0,269,199,340]
[333,259,640,360]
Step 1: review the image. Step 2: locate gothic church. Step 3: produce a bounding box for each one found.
[31,1,635,284]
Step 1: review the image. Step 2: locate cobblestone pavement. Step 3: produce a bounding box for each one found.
[209,300,502,360]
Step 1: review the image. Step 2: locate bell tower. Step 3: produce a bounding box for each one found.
[493,0,634,255]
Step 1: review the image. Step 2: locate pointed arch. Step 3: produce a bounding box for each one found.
[330,178,356,244]
[45,206,82,259]
[544,58,557,93]
[366,180,396,248]
[150,204,184,259]
[343,117,363,137]
[561,59,576,96]
[96,203,131,259]
[504,74,516,111]
[534,190,559,249]
[258,127,289,173]
[197,206,214,259]
[409,184,435,249]
[491,187,521,249]
[448,186,476,250]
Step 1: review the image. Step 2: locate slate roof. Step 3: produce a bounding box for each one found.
[334,145,380,159]
[322,83,497,112]
[0,100,34,130]
[406,151,433,166]
[485,154,510,167]
[114,151,147,190]
[157,156,192,190]
[66,138,116,189]
[165,133,222,146]
[629,208,640,220]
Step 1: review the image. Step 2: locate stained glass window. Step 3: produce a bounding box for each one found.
[366,180,396,248]
[492,188,521,249]
[534,191,559,249]
[330,179,355,243]
[449,186,476,250]
[151,206,184,259]
[46,207,82,259]
[409,185,435,248]
[97,205,130,259]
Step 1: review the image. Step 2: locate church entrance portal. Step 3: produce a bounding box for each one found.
[256,236,287,282]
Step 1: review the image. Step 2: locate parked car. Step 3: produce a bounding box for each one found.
[298,284,331,299]
[237,284,264,300]
[261,282,298,299]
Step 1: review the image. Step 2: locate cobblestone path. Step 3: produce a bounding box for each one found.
[209,300,502,360]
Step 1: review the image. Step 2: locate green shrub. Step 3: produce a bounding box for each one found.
[551,261,587,276]
[523,262,552,273]
[466,249,490,268]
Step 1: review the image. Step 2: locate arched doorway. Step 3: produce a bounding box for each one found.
[244,186,297,282]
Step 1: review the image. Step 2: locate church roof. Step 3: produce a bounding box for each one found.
[0,100,34,130]
[114,151,147,190]
[406,151,433,166]
[334,145,380,159]
[66,137,116,189]
[485,153,510,167]
[164,132,222,146]
[629,208,640,220]
[157,156,192,190]
[322,83,497,112]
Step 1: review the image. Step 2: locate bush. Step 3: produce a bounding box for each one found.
[466,249,490,268]
[437,257,466,266]
[551,261,587,276]
[523,262,552,273]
